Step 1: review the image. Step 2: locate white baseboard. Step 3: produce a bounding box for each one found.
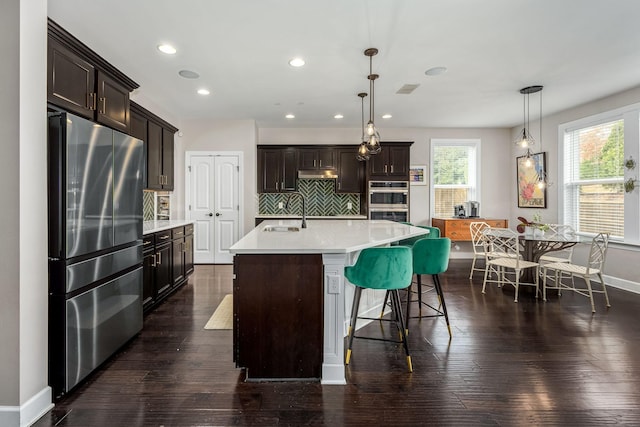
[603,274,640,295]
[0,386,53,427]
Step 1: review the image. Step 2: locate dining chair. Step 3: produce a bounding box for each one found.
[539,224,576,287]
[344,246,414,372]
[542,232,611,313]
[469,221,490,279]
[481,228,540,302]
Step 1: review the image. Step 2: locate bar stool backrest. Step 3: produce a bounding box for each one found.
[412,237,451,276]
[345,246,413,290]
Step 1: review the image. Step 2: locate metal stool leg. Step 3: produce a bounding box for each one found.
[345,287,363,365]
[433,274,452,339]
[390,290,412,372]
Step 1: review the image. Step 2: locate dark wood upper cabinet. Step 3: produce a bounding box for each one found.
[47,37,96,120]
[368,142,412,181]
[336,148,364,193]
[162,128,175,191]
[258,148,297,193]
[96,71,130,132]
[47,19,138,132]
[298,148,336,170]
[146,121,163,190]
[131,102,178,191]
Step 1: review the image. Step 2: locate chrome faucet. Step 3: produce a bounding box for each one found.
[285,192,307,228]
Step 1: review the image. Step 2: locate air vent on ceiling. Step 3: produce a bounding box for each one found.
[396,84,420,94]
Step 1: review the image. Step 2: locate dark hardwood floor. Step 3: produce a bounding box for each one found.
[35,260,640,426]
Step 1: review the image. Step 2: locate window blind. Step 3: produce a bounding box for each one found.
[563,119,624,237]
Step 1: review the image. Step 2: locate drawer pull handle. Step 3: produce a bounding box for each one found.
[159,235,169,240]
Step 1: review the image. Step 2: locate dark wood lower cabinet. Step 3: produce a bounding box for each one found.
[143,224,194,313]
[233,254,323,380]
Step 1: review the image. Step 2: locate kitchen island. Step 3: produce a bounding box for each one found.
[229,219,429,384]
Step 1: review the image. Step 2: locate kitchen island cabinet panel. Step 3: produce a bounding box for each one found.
[234,254,323,380]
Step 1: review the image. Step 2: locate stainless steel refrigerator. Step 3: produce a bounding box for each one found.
[47,111,144,399]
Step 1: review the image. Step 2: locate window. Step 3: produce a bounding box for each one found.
[430,139,480,218]
[560,104,640,243]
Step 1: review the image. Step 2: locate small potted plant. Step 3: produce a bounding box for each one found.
[516,213,549,237]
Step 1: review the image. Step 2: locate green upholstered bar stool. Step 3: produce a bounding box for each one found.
[406,237,453,339]
[344,246,414,372]
[381,226,440,318]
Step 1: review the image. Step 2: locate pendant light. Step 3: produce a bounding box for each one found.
[364,48,381,154]
[515,85,543,149]
[534,86,549,189]
[356,92,370,161]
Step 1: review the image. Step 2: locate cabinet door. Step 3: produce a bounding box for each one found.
[129,111,147,188]
[47,37,95,120]
[172,238,185,286]
[155,243,172,295]
[336,148,364,193]
[146,121,163,190]
[162,128,175,190]
[184,234,194,276]
[298,149,317,170]
[317,148,336,169]
[258,149,281,193]
[142,251,156,309]
[368,148,390,177]
[96,71,130,132]
[388,146,410,178]
[281,149,298,191]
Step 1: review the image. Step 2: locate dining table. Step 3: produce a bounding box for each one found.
[483,228,583,287]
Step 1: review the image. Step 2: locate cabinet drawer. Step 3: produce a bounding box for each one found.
[172,227,185,239]
[155,230,172,244]
[185,223,194,236]
[143,235,155,250]
[486,220,508,228]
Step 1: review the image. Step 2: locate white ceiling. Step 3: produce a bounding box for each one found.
[48,0,640,129]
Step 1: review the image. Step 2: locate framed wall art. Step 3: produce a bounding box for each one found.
[409,165,427,186]
[516,152,547,208]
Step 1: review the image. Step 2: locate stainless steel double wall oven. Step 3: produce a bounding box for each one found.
[368,180,410,222]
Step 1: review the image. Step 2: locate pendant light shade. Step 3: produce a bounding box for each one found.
[356,92,370,161]
[364,48,382,154]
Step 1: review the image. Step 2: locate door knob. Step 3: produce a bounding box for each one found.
[215,213,221,217]
[207,213,213,217]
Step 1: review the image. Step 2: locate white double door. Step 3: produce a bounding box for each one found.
[186,152,241,264]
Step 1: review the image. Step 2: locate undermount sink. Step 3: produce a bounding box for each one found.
[263,225,300,232]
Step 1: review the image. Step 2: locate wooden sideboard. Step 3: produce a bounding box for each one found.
[431,217,508,241]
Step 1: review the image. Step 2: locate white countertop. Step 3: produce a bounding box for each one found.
[229,219,429,254]
[143,219,194,235]
[256,215,368,220]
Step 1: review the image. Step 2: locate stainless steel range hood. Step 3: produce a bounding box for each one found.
[298,169,338,179]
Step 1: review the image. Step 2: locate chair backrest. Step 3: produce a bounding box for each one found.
[481,227,520,261]
[544,224,576,261]
[344,246,413,290]
[586,232,610,274]
[397,225,440,246]
[470,222,490,254]
[412,237,451,275]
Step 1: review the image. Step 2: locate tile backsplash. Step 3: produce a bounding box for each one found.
[259,179,360,216]
[143,191,155,221]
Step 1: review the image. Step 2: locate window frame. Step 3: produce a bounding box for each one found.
[558,103,640,245]
[430,138,481,219]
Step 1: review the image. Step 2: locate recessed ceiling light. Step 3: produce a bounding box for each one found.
[288,57,305,67]
[425,66,447,76]
[285,114,295,119]
[157,44,177,55]
[334,114,344,119]
[178,69,199,79]
[197,89,210,95]
[382,114,392,119]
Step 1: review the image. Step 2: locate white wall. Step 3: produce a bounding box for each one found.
[510,85,640,287]
[0,1,52,426]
